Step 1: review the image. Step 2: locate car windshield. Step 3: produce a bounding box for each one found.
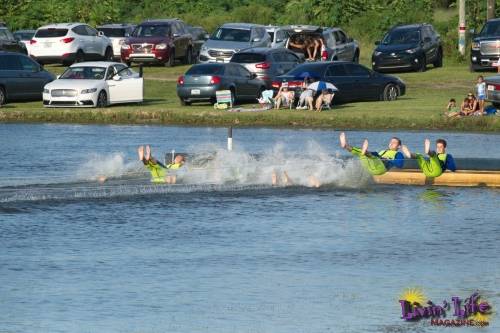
[98,28,127,37]
[14,32,35,40]
[479,21,500,37]
[211,28,251,42]
[186,65,224,75]
[0,29,15,40]
[132,25,170,37]
[231,53,266,63]
[382,29,420,45]
[286,64,327,78]
[35,28,68,38]
[60,66,106,80]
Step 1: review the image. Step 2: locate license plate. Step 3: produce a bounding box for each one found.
[43,42,53,48]
[488,85,494,91]
[215,58,225,63]
[191,89,200,95]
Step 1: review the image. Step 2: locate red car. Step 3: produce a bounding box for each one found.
[121,19,193,67]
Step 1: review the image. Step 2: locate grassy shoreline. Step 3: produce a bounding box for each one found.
[1,62,499,131]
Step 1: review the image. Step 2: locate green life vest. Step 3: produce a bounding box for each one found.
[378,149,398,159]
[166,163,182,170]
[437,153,447,163]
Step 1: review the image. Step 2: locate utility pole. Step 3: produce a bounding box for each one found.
[487,0,495,20]
[458,0,466,56]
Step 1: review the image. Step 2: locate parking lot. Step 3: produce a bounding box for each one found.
[1,60,497,131]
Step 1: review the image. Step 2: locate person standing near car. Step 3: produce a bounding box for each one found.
[476,76,486,115]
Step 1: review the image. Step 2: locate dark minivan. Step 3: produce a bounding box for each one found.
[372,24,443,72]
[0,51,55,105]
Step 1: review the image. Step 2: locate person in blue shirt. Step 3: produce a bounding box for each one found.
[340,132,405,175]
[401,138,456,177]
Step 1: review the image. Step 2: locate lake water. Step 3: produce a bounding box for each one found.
[1,124,499,333]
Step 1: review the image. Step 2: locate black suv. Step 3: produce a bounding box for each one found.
[470,18,500,71]
[372,24,443,72]
[0,23,27,54]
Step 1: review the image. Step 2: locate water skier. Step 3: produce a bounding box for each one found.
[138,145,185,184]
[401,138,456,177]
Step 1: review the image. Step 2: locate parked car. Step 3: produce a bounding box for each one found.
[266,26,291,48]
[272,62,405,103]
[372,23,443,73]
[0,25,27,54]
[13,29,36,50]
[0,51,55,105]
[176,63,266,105]
[199,23,271,63]
[30,23,113,65]
[121,19,194,67]
[470,19,500,71]
[187,25,209,62]
[285,25,359,62]
[97,23,136,60]
[484,76,500,108]
[43,61,143,107]
[230,47,301,88]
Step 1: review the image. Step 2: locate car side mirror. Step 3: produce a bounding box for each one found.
[113,75,121,81]
[98,31,104,37]
[374,41,380,45]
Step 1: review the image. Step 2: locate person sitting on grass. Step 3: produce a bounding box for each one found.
[445,98,461,118]
[138,145,185,184]
[274,85,295,109]
[460,92,479,116]
[401,138,456,178]
[315,89,334,112]
[339,132,404,175]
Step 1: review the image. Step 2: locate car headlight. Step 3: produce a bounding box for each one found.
[81,88,97,94]
[374,51,382,56]
[472,41,480,50]
[406,48,418,54]
[43,88,49,94]
[121,44,131,50]
[155,43,167,50]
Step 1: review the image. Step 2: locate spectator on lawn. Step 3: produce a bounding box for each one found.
[315,89,334,112]
[274,85,295,109]
[476,75,486,115]
[460,92,478,116]
[296,77,315,110]
[445,98,461,118]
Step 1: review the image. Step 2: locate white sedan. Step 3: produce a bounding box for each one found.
[43,61,143,107]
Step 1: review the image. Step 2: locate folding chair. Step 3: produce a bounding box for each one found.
[214,90,233,109]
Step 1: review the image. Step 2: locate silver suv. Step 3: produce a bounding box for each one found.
[199,23,271,63]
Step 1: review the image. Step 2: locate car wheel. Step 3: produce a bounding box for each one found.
[0,86,6,105]
[417,56,426,72]
[352,50,360,63]
[104,47,113,61]
[165,49,175,67]
[230,88,236,106]
[382,84,399,101]
[96,90,108,108]
[433,50,443,68]
[184,47,193,64]
[75,50,85,64]
[179,98,191,106]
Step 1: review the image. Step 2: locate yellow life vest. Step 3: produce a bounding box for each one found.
[378,149,398,159]
[166,163,183,170]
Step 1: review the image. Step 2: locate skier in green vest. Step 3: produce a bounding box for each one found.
[401,138,456,177]
[138,145,185,184]
[339,132,405,175]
